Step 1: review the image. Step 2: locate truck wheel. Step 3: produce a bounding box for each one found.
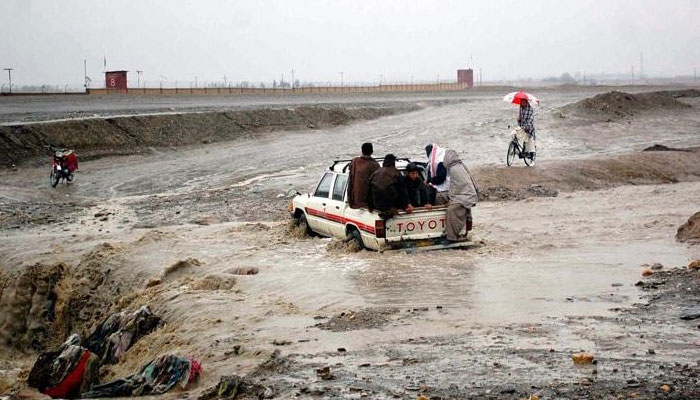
[296,213,313,237]
[349,228,365,250]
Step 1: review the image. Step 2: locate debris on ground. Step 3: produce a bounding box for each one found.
[314,308,399,331]
[643,144,693,152]
[198,375,274,400]
[83,305,161,364]
[316,366,334,380]
[641,268,654,277]
[82,354,201,397]
[689,260,700,270]
[571,352,595,365]
[27,334,100,399]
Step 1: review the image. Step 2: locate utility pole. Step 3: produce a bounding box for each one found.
[136,70,143,88]
[291,69,295,89]
[640,52,644,78]
[3,68,13,93]
[84,59,89,88]
[694,67,697,82]
[631,65,635,80]
[339,71,344,88]
[479,68,483,86]
[194,76,198,88]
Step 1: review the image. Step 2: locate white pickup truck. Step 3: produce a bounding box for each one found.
[290,158,474,252]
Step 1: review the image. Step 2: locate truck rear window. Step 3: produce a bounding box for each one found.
[314,173,333,198]
[332,175,348,201]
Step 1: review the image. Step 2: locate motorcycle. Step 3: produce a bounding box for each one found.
[48,145,78,187]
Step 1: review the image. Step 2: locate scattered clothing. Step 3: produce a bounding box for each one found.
[443,150,479,241]
[28,334,100,399]
[82,354,201,398]
[84,305,161,365]
[198,375,273,400]
[347,155,380,209]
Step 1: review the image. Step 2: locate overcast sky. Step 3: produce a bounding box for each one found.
[2,0,699,87]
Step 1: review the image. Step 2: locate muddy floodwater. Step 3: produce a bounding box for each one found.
[1,87,699,399]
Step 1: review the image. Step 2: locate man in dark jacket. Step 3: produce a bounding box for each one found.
[368,154,408,215]
[403,162,435,211]
[347,143,380,209]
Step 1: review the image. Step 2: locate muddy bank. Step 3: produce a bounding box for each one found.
[561,89,700,120]
[677,212,700,244]
[0,104,418,167]
[0,242,144,353]
[474,147,700,201]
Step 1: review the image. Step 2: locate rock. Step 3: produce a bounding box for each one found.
[316,366,334,380]
[611,283,624,287]
[337,347,347,353]
[627,379,641,388]
[676,212,700,243]
[571,352,595,365]
[688,260,700,270]
[641,268,654,277]
[650,263,664,270]
[145,277,162,287]
[680,307,700,320]
[272,339,291,346]
[417,395,429,400]
[225,267,259,276]
[648,349,656,355]
[659,384,671,392]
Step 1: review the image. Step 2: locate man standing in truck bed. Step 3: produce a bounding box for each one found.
[347,142,380,209]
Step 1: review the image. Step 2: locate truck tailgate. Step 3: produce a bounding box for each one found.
[384,208,448,242]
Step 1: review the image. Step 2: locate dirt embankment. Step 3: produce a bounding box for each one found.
[0,105,417,167]
[677,212,700,244]
[474,147,700,201]
[0,243,141,353]
[561,89,700,120]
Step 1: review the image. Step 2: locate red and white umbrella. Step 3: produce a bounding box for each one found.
[503,91,540,106]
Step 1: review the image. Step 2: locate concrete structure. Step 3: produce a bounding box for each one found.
[87,82,471,96]
[457,69,474,87]
[105,71,128,92]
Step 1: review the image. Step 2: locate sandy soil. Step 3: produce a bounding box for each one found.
[1,87,699,399]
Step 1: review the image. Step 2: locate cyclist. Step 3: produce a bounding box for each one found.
[517,99,536,158]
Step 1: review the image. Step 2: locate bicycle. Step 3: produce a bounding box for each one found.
[506,126,536,167]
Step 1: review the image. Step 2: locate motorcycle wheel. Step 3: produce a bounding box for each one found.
[506,142,516,166]
[66,172,74,183]
[50,169,60,187]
